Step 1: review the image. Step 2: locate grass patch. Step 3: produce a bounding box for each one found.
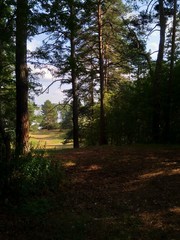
[29,129,73,149]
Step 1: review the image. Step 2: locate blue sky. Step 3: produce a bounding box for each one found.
[28,35,69,105]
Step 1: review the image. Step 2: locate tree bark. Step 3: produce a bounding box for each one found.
[98,0,108,145]
[70,1,79,148]
[15,0,29,155]
[152,0,166,143]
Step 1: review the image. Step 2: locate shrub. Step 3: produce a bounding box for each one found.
[1,149,64,204]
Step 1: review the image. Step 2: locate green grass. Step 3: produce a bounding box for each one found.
[29,129,73,149]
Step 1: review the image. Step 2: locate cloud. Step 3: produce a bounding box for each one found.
[147,41,158,52]
[29,63,57,83]
[28,39,42,51]
[39,67,54,81]
[34,89,65,105]
[34,80,69,105]
[27,34,46,51]
[147,32,159,60]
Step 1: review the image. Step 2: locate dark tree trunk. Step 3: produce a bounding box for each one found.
[0,117,11,163]
[152,0,166,143]
[98,0,108,145]
[163,0,177,143]
[70,1,79,148]
[15,0,29,155]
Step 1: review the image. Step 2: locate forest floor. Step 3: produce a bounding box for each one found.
[0,145,180,240]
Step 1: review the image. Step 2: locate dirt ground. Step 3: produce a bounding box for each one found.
[0,145,180,239]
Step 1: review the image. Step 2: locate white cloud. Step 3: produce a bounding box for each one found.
[39,67,54,81]
[33,80,70,105]
[34,89,65,105]
[28,39,42,51]
[147,41,158,52]
[147,31,159,60]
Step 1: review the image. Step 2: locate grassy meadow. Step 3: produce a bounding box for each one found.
[29,129,73,149]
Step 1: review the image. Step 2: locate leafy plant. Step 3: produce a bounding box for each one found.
[1,149,64,204]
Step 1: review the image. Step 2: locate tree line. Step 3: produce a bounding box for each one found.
[0,0,180,161]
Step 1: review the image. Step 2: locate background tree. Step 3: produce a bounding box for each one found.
[163,0,178,142]
[152,0,167,143]
[76,0,128,145]
[58,103,73,130]
[28,100,42,131]
[40,100,59,130]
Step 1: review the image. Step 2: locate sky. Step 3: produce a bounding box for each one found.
[28,36,69,105]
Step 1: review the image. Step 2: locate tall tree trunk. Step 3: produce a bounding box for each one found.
[0,117,11,163]
[152,0,166,143]
[163,0,177,143]
[98,0,108,145]
[15,0,29,155]
[70,1,79,148]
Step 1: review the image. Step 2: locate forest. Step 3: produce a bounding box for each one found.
[0,0,180,239]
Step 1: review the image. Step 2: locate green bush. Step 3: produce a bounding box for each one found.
[2,150,64,203]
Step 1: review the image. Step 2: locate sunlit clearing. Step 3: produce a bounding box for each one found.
[168,169,180,175]
[64,161,76,167]
[86,164,102,171]
[139,171,164,179]
[139,168,180,179]
[169,207,180,214]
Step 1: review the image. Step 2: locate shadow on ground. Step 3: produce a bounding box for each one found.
[0,146,179,239]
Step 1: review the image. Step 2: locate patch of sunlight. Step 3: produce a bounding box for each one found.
[169,207,180,214]
[86,164,102,171]
[64,161,76,167]
[168,168,180,175]
[139,212,164,228]
[30,134,50,139]
[146,155,158,160]
[162,161,178,166]
[139,170,164,179]
[139,168,180,180]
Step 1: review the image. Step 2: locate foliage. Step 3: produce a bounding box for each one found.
[40,100,59,130]
[78,103,100,145]
[107,79,152,144]
[28,100,42,131]
[0,149,64,203]
[59,103,73,130]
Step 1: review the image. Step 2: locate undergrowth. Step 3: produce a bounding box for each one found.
[0,149,64,207]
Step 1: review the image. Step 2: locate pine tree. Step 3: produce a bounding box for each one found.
[15,0,29,155]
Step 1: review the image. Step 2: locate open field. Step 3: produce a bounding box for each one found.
[29,129,73,149]
[0,145,179,239]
